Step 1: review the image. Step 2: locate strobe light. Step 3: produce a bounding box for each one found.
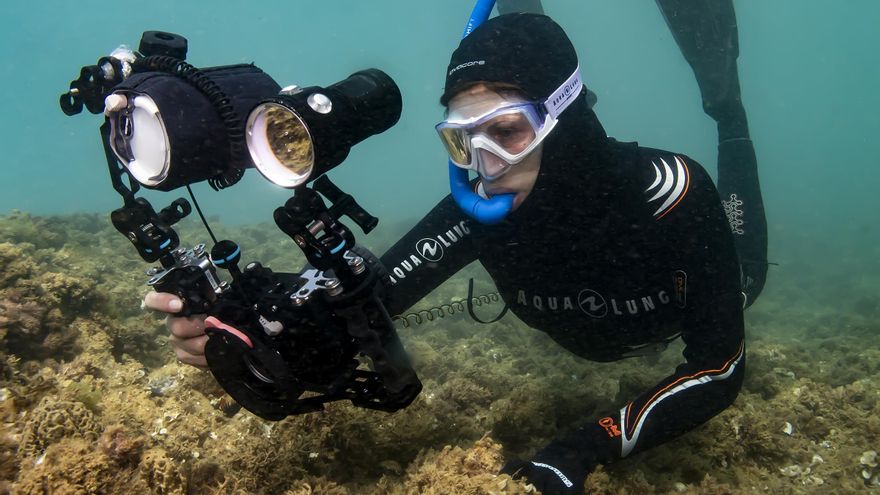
[106,63,281,191]
[245,69,402,188]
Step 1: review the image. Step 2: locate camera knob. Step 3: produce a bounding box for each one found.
[210,240,242,275]
[139,31,188,60]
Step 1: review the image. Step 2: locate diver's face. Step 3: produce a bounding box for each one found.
[446,84,542,211]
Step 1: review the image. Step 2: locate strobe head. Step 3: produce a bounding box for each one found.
[105,64,281,191]
[245,69,402,188]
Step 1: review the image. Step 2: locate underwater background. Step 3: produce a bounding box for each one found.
[1,0,878,493]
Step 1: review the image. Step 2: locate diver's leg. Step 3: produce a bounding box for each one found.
[655,0,767,307]
[497,0,544,15]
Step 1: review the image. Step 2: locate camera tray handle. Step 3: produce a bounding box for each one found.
[313,175,378,234]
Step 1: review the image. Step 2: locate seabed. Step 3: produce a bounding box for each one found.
[1,211,878,494]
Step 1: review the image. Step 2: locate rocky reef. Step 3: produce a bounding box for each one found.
[1,212,878,494]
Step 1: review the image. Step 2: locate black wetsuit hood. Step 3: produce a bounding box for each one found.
[441,14,643,235]
[442,13,579,107]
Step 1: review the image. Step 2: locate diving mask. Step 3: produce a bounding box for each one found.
[436,65,583,180]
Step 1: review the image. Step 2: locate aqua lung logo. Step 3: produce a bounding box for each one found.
[545,68,583,118]
[448,60,485,76]
[578,289,607,318]
[516,287,676,317]
[550,74,580,108]
[417,238,444,262]
[387,221,470,284]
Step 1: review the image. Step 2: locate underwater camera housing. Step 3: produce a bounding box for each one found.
[60,31,422,420]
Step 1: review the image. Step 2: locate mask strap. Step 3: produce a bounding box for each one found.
[543,65,583,120]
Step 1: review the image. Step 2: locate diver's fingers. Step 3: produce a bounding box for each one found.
[144,292,183,313]
[174,348,208,369]
[169,332,207,356]
[167,314,207,339]
[170,333,208,370]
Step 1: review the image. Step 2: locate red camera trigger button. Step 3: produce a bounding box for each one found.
[205,316,254,349]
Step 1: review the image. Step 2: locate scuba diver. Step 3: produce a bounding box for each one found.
[381,13,750,493]
[497,0,768,303]
[145,4,768,495]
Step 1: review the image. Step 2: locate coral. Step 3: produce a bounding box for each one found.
[583,467,657,495]
[187,460,229,495]
[0,212,66,249]
[58,372,104,413]
[0,300,46,344]
[13,438,148,494]
[99,424,145,466]
[489,381,561,452]
[0,426,19,489]
[284,477,351,495]
[0,243,35,288]
[0,287,83,362]
[140,448,187,495]
[388,435,535,494]
[4,212,880,494]
[18,396,101,461]
[27,270,99,311]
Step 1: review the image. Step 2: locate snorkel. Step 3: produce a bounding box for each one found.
[449,0,514,225]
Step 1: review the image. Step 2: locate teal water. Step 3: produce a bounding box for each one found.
[1,0,878,258]
[3,2,880,492]
[0,0,880,493]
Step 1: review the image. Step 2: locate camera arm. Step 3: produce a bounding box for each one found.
[99,122,191,266]
[273,175,377,277]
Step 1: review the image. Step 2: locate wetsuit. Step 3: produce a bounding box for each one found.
[380,138,744,468]
[378,13,750,492]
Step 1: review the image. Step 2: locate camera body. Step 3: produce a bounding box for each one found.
[148,239,421,420]
[61,31,421,420]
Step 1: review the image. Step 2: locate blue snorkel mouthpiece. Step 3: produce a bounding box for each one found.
[448,0,514,226]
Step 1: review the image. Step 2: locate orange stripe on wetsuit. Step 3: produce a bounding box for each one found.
[656,158,690,220]
[623,339,744,433]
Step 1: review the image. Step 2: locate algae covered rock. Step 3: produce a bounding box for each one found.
[0,242,34,288]
[0,268,96,361]
[0,211,66,249]
[140,448,187,495]
[0,296,82,361]
[18,395,101,460]
[13,438,140,495]
[99,424,146,466]
[285,476,352,494]
[392,435,535,494]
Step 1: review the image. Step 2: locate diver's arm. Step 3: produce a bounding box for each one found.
[379,194,478,316]
[508,154,745,493]
[514,303,744,493]
[605,151,745,458]
[613,301,745,458]
[496,0,544,15]
[517,271,744,493]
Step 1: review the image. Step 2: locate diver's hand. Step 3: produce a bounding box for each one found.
[502,457,586,495]
[501,424,612,495]
[144,292,209,369]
